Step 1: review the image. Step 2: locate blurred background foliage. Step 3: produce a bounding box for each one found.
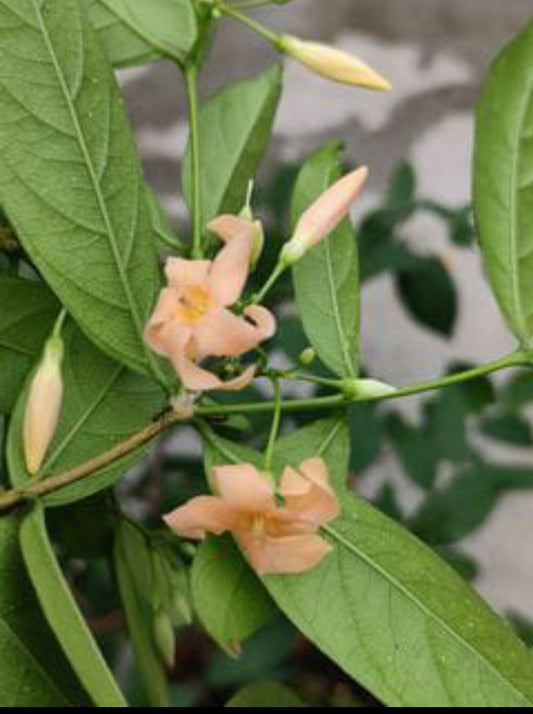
[4,159,532,706]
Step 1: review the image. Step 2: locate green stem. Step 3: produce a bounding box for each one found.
[252,262,286,304]
[219,4,281,46]
[184,64,203,259]
[0,351,529,513]
[264,379,282,470]
[52,308,68,338]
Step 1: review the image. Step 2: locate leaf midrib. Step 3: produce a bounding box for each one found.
[32,1,152,370]
[321,518,531,707]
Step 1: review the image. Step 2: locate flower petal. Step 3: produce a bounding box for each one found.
[193,308,272,361]
[164,496,243,539]
[244,305,277,341]
[213,464,274,512]
[280,459,340,526]
[208,235,253,306]
[165,257,211,289]
[172,347,256,393]
[207,215,257,244]
[144,289,190,357]
[239,532,333,575]
[212,365,257,392]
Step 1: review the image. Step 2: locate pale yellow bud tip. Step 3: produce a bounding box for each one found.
[23,336,64,475]
[281,36,391,92]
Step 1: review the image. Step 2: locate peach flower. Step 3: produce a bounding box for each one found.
[144,229,276,392]
[164,458,340,576]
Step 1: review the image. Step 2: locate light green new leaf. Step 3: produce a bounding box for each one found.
[474,19,533,345]
[0,277,59,414]
[114,520,170,708]
[205,424,533,707]
[0,0,163,375]
[183,65,283,226]
[7,321,166,506]
[88,0,197,68]
[290,142,360,378]
[192,534,277,657]
[19,505,127,707]
[0,515,90,707]
[226,681,305,708]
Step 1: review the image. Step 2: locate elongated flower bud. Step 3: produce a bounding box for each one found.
[280,36,391,91]
[281,166,368,266]
[23,334,64,475]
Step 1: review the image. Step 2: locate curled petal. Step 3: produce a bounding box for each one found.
[213,464,274,512]
[207,215,257,244]
[165,258,211,289]
[280,459,340,527]
[164,497,243,539]
[193,307,274,361]
[239,532,333,576]
[244,305,277,341]
[208,235,253,307]
[172,348,256,393]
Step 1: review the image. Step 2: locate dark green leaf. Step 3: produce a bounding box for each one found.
[19,505,127,706]
[183,65,283,226]
[481,412,532,446]
[226,681,305,708]
[192,534,277,657]
[386,161,416,211]
[396,256,458,336]
[89,0,197,67]
[387,413,439,490]
[290,142,360,377]
[0,514,90,707]
[474,19,533,344]
[0,0,163,375]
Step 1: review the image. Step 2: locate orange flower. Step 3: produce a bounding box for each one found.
[144,228,276,392]
[281,167,368,265]
[208,214,264,268]
[164,458,340,576]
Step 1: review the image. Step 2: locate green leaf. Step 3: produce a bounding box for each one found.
[0,514,90,706]
[88,0,197,67]
[192,534,277,657]
[226,681,305,708]
[290,142,360,377]
[0,0,163,375]
[19,505,127,706]
[205,429,533,707]
[114,520,170,708]
[386,161,416,211]
[7,321,166,506]
[147,189,183,253]
[0,277,59,414]
[387,413,439,490]
[474,19,533,345]
[396,256,458,336]
[183,65,283,226]
[481,412,532,446]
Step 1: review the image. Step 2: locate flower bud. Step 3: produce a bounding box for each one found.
[279,36,391,91]
[341,378,396,401]
[23,334,64,475]
[153,608,176,669]
[298,347,317,368]
[281,167,368,266]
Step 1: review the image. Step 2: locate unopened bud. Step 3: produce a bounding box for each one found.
[341,378,397,401]
[280,36,391,91]
[153,609,176,669]
[23,334,64,475]
[298,347,316,368]
[281,167,368,266]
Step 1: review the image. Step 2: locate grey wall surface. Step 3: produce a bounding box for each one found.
[120,1,533,618]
